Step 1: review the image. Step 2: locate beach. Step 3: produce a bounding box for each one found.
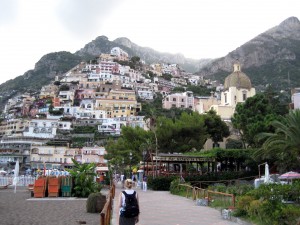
[0,187,102,225]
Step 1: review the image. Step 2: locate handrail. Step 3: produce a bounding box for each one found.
[179,183,207,200]
[100,183,115,225]
[178,183,235,207]
[207,190,235,207]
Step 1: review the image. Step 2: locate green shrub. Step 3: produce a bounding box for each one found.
[148,176,176,191]
[236,195,255,215]
[279,204,300,225]
[226,184,254,196]
[86,192,107,213]
[248,199,264,219]
[170,178,188,196]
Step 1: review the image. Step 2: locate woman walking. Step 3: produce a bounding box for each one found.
[118,179,140,225]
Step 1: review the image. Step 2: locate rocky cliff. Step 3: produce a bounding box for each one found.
[75,36,209,72]
[197,17,300,91]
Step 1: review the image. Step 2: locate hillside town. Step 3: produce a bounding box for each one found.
[0,46,299,176]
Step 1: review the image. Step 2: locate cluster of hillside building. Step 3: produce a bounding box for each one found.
[0,46,299,173]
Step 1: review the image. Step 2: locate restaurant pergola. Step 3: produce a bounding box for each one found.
[143,153,217,176]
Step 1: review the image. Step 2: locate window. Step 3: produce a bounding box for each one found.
[243,92,247,101]
[173,98,176,101]
[224,93,227,103]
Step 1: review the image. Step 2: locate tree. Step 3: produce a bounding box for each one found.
[105,126,152,171]
[129,56,141,70]
[255,109,300,173]
[157,112,208,153]
[203,110,230,147]
[186,85,214,96]
[231,93,283,148]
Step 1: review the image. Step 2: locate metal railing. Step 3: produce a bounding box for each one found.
[0,175,36,187]
[100,183,116,225]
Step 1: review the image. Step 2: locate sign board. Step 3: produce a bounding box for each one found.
[96,166,109,171]
[153,155,215,162]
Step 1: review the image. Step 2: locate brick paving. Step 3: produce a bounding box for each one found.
[111,182,241,225]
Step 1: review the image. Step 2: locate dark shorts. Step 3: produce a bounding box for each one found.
[119,216,136,225]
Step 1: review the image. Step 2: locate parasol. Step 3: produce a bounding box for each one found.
[279,171,300,180]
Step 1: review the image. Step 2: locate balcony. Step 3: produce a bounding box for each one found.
[38,153,53,156]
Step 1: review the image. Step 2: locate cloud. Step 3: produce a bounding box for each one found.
[0,0,18,25]
[55,0,123,39]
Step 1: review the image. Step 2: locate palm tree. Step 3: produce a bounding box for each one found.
[255,109,300,173]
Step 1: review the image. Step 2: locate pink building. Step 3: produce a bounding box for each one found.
[162,91,194,110]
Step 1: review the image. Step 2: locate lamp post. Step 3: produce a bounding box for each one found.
[129,152,132,178]
[142,150,147,176]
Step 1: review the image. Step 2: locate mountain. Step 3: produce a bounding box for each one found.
[0,17,300,109]
[0,36,207,109]
[197,17,300,92]
[75,35,209,72]
[0,52,82,108]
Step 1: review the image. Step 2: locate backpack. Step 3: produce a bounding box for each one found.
[122,191,140,218]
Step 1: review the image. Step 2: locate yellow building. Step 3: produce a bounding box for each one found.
[95,89,141,118]
[210,62,256,121]
[39,84,59,99]
[0,119,29,138]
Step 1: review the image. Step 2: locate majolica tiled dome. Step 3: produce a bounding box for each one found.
[224,63,252,90]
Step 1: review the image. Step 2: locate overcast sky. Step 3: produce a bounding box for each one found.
[0,0,299,85]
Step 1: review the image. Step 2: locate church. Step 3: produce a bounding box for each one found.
[210,62,256,121]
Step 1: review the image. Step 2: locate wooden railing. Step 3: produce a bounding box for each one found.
[179,184,207,200]
[100,183,115,225]
[179,183,235,208]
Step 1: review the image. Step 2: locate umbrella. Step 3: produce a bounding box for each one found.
[13,160,19,193]
[279,171,300,180]
[264,163,270,183]
[0,170,7,175]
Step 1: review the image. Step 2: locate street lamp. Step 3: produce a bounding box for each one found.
[129,152,132,178]
[122,158,125,178]
[142,150,147,176]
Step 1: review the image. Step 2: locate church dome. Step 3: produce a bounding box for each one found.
[224,63,252,90]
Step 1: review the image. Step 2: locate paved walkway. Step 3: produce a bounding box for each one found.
[111,182,242,225]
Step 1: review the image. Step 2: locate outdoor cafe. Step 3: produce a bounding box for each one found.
[141,153,216,177]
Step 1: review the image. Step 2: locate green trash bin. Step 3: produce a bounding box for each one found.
[61,176,73,197]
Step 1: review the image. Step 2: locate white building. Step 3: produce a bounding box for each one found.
[292,89,300,109]
[75,108,106,119]
[97,118,127,135]
[127,116,146,129]
[78,146,107,164]
[137,86,154,100]
[110,47,129,60]
[23,119,59,139]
